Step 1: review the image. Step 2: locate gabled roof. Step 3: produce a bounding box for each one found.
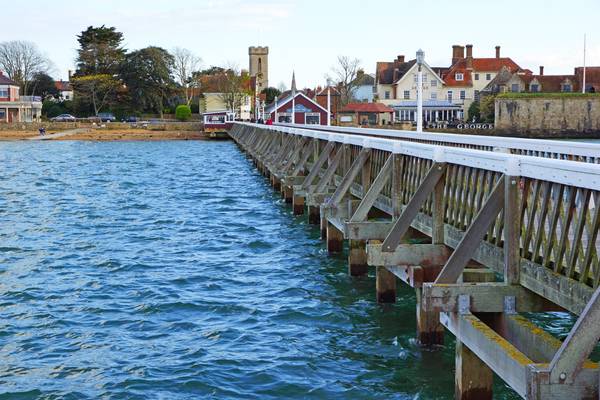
[340,102,393,113]
[0,73,18,86]
[265,91,328,114]
[376,59,416,85]
[444,57,522,86]
[353,73,375,86]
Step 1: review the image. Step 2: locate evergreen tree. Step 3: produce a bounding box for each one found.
[75,25,126,76]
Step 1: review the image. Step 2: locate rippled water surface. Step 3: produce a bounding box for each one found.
[0,140,525,399]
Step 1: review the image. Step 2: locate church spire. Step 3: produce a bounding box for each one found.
[291,71,297,94]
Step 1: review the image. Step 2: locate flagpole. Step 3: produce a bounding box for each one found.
[327,87,331,126]
[582,33,587,94]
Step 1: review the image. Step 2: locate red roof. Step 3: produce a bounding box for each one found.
[340,103,394,113]
[0,72,18,86]
[444,57,522,86]
[55,80,72,91]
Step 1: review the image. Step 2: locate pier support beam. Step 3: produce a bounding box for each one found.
[376,266,396,303]
[293,194,304,215]
[455,340,493,400]
[416,287,445,346]
[308,205,320,225]
[283,185,293,204]
[348,239,368,276]
[327,221,344,253]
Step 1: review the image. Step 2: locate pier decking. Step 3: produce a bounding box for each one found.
[230,122,600,399]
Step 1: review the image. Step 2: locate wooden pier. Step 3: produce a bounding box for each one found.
[230,122,600,400]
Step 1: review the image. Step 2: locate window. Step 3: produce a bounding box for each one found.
[447,91,453,102]
[430,92,437,100]
[486,73,492,81]
[0,109,5,119]
[431,80,437,87]
[511,83,520,93]
[474,73,480,81]
[460,90,466,100]
[305,114,320,125]
[384,91,390,99]
[0,88,8,98]
[562,84,572,92]
[530,84,540,93]
[455,73,464,81]
[403,90,410,99]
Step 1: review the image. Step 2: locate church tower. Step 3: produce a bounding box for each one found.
[249,46,269,93]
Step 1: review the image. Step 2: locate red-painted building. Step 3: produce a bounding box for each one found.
[265,91,328,125]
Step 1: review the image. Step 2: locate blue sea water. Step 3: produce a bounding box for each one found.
[0,140,528,399]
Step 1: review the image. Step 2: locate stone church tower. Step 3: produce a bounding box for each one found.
[249,46,269,93]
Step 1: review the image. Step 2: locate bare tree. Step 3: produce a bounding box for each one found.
[0,41,51,95]
[171,47,202,105]
[217,64,250,115]
[328,55,361,106]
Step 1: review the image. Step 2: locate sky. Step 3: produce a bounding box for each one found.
[3,0,599,89]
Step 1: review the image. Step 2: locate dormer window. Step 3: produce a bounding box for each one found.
[455,73,464,81]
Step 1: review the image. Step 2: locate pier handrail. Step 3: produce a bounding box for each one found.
[247,123,600,190]
[277,122,600,161]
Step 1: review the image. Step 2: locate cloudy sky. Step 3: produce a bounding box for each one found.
[3,0,599,88]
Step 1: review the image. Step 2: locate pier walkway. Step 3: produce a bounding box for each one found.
[230,122,600,399]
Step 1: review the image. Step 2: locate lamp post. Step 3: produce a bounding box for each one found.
[274,96,279,124]
[416,48,425,133]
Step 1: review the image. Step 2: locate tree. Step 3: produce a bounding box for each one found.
[217,65,251,114]
[75,25,126,76]
[467,101,480,122]
[261,87,281,104]
[328,56,361,106]
[0,41,51,95]
[479,95,496,123]
[71,74,120,116]
[172,47,202,105]
[175,104,192,121]
[120,46,175,117]
[27,72,58,98]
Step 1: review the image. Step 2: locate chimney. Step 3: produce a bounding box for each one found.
[539,66,544,76]
[495,46,501,59]
[452,45,465,64]
[466,44,473,69]
[68,70,72,80]
[396,55,405,63]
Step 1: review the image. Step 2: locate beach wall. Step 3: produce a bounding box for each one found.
[0,121,204,131]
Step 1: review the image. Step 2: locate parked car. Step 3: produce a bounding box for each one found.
[123,116,140,123]
[50,114,76,122]
[97,112,116,122]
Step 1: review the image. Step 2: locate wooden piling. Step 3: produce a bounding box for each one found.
[455,340,493,400]
[292,194,304,215]
[327,221,344,253]
[348,239,368,276]
[376,266,396,303]
[415,287,445,346]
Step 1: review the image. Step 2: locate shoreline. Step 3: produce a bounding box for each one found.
[0,128,211,141]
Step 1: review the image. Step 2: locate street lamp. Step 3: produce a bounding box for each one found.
[416,49,425,133]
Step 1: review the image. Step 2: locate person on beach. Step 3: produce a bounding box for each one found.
[38,127,46,136]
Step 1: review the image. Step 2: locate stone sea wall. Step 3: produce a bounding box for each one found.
[495,97,600,137]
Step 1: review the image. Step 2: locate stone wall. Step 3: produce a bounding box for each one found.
[495,96,600,137]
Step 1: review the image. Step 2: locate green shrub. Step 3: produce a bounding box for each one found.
[467,101,480,122]
[175,105,192,121]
